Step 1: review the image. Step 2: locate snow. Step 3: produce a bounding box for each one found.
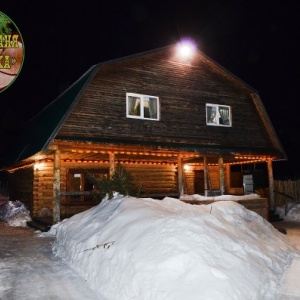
[43,194,298,300]
[179,193,260,201]
[276,203,300,222]
[0,200,31,227]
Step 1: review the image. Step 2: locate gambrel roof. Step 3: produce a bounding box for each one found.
[2,44,286,169]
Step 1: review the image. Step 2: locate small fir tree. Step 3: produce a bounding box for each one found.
[86,164,143,201]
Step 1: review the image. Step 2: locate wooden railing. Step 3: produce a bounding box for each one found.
[60,191,98,217]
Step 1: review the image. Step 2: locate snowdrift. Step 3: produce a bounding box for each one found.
[277,203,300,221]
[0,200,31,227]
[49,196,296,300]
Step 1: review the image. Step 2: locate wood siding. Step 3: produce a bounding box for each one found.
[124,163,177,196]
[57,48,273,151]
[30,161,179,215]
[33,164,54,215]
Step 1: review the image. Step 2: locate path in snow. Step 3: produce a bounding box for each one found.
[0,223,99,300]
[1,220,300,300]
[273,221,300,300]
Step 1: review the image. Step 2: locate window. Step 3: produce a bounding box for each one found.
[126,93,159,120]
[206,104,231,126]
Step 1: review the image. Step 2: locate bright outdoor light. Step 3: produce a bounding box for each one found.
[184,164,191,171]
[34,162,46,170]
[176,38,197,60]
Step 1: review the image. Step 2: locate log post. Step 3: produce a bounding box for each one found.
[218,156,225,195]
[109,152,115,177]
[267,158,275,210]
[53,149,61,224]
[178,154,184,196]
[203,156,208,196]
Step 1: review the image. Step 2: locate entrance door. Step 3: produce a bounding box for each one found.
[194,170,204,195]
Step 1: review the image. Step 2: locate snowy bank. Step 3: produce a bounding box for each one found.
[49,196,296,300]
[179,193,260,201]
[0,200,31,227]
[276,203,300,221]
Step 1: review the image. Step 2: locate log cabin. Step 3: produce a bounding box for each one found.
[1,42,286,223]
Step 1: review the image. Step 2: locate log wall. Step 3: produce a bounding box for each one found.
[124,163,177,196]
[29,160,244,216]
[8,167,34,213]
[31,161,178,215]
[33,163,54,216]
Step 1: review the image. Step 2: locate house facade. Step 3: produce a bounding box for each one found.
[2,44,286,222]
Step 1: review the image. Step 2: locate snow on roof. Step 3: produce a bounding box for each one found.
[47,195,297,299]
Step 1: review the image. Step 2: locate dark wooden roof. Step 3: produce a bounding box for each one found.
[2,66,97,167]
[2,44,286,169]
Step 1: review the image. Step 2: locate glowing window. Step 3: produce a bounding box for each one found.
[206,104,231,127]
[126,93,160,121]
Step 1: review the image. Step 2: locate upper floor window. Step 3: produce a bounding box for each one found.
[126,93,159,121]
[206,103,231,127]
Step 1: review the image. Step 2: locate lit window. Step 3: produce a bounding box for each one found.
[126,93,159,120]
[206,104,231,127]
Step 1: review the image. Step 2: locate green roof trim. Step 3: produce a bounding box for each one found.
[3,66,97,168]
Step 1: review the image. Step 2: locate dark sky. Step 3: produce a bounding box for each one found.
[0,0,299,177]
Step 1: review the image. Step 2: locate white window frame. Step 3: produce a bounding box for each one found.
[206,103,232,127]
[126,93,160,121]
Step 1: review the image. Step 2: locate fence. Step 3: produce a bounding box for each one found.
[274,179,300,207]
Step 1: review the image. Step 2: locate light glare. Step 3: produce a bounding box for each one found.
[177,39,197,59]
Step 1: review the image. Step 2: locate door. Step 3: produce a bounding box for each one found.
[194,170,204,195]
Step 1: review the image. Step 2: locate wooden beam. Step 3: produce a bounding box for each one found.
[267,158,275,210]
[109,152,115,177]
[53,150,61,224]
[218,156,225,195]
[178,155,184,196]
[203,156,208,196]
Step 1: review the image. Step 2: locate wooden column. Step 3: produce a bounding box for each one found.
[267,158,275,210]
[203,156,208,196]
[178,155,184,196]
[109,152,115,177]
[53,149,61,224]
[218,156,225,195]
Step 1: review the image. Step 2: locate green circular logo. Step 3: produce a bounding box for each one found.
[0,11,25,93]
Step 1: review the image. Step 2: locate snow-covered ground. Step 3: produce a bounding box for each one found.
[44,194,297,300]
[277,202,300,222]
[1,194,300,299]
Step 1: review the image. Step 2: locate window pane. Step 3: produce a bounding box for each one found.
[207,106,217,124]
[219,106,230,125]
[128,96,141,116]
[145,97,158,119]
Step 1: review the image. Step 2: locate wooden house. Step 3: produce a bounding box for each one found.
[1,44,286,223]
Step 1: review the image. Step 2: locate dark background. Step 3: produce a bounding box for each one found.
[0,0,299,178]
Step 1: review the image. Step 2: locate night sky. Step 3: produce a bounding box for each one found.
[0,0,299,178]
